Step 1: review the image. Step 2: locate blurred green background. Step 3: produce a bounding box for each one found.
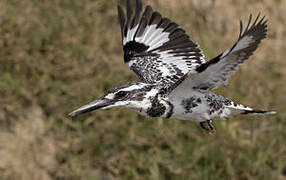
[0,0,285,179]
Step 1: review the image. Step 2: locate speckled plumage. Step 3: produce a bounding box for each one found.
[69,0,275,133]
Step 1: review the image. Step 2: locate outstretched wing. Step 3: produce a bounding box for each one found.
[117,0,205,87]
[168,14,267,96]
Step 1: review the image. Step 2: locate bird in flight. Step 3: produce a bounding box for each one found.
[69,0,275,133]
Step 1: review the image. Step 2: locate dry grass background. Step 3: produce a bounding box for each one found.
[0,0,285,179]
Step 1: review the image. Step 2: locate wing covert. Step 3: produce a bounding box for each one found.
[117,0,205,86]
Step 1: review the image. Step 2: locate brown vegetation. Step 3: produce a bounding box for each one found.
[0,0,285,179]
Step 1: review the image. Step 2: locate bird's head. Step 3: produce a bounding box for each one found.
[68,82,158,117]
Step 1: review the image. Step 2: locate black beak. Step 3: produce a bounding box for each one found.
[68,98,113,117]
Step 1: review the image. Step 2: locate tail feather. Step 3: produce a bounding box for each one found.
[227,102,276,116]
[242,109,276,115]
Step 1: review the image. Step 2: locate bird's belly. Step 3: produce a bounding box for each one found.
[168,94,227,122]
[171,103,211,122]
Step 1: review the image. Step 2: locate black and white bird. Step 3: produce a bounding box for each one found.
[69,0,275,133]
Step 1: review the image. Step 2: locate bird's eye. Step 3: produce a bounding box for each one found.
[116,91,127,98]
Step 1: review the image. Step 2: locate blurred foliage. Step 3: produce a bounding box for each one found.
[0,0,285,179]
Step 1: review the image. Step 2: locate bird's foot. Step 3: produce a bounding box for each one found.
[200,120,216,135]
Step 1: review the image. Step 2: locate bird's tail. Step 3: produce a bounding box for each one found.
[242,109,276,115]
[227,102,276,116]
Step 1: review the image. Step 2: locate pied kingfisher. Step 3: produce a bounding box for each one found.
[69,0,275,133]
